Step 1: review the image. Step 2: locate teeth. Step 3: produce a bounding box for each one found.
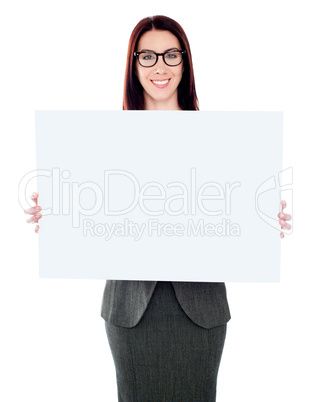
[152,79,169,85]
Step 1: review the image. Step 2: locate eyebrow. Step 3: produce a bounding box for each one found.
[139,47,179,52]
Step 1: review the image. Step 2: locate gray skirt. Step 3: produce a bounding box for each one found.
[105,281,227,402]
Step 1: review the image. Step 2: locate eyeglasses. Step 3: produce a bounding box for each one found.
[134,50,186,67]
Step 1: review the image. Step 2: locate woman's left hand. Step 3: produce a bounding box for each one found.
[278,199,292,238]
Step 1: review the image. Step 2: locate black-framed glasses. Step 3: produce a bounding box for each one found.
[134,49,186,67]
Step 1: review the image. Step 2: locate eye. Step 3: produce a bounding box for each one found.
[142,53,156,60]
[166,52,177,58]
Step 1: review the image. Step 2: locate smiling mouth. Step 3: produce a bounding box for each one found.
[151,79,171,87]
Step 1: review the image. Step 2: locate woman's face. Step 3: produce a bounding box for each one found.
[135,29,184,110]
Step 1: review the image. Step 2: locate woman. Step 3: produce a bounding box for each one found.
[102,17,229,402]
[27,15,291,402]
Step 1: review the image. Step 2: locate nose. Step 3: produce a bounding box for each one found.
[153,55,167,73]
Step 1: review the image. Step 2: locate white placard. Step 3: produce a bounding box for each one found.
[35,111,283,282]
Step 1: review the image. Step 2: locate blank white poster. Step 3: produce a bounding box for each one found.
[34,110,283,282]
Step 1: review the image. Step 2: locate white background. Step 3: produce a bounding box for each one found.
[1,1,310,401]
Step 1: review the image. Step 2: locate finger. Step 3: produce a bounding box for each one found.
[279,219,284,229]
[280,232,284,238]
[280,200,287,229]
[30,192,39,206]
[278,217,284,229]
[280,199,287,208]
[35,225,40,233]
[26,213,42,223]
[278,212,292,221]
[279,219,291,230]
[280,201,287,219]
[24,206,42,215]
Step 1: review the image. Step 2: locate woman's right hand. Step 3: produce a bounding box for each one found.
[24,192,42,233]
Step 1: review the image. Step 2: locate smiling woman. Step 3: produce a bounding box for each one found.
[123,16,199,111]
[133,30,184,110]
[102,15,230,402]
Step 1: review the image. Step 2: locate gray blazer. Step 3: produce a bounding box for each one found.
[101,280,231,329]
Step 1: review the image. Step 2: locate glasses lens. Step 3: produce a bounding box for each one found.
[138,52,157,67]
[164,51,182,66]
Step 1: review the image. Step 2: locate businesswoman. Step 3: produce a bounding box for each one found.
[27,15,292,402]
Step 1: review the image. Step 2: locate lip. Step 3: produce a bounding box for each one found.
[151,78,171,88]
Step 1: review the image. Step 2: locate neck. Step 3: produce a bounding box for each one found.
[143,93,182,111]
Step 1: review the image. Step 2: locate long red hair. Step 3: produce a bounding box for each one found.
[123,15,199,111]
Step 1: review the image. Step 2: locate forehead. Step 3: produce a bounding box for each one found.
[136,30,181,52]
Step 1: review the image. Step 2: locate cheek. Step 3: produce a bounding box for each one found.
[140,74,149,86]
[175,66,183,79]
[137,68,149,84]
[135,64,145,82]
